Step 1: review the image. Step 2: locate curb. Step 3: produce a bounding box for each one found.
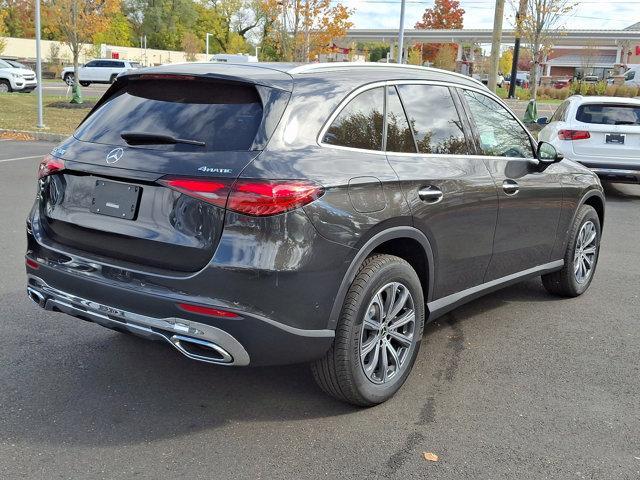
[0,129,68,143]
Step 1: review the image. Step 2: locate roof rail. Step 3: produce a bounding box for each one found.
[289,62,486,88]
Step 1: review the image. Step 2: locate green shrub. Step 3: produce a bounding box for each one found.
[594,81,606,96]
[579,82,592,96]
[569,81,581,95]
[557,88,571,100]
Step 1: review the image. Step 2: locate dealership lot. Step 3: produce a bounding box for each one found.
[1,140,639,479]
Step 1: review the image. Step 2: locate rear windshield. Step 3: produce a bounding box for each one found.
[576,104,640,126]
[75,78,264,151]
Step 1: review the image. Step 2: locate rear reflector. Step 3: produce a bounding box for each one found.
[558,129,591,141]
[177,302,240,318]
[37,155,65,179]
[159,177,324,216]
[25,258,39,270]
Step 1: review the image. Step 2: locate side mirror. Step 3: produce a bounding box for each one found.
[536,116,549,125]
[537,141,563,164]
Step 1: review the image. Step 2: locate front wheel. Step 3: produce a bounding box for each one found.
[542,204,601,297]
[312,254,425,406]
[0,80,11,93]
[63,73,74,85]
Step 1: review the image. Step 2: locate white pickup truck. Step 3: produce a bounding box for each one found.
[0,58,38,93]
[61,59,141,86]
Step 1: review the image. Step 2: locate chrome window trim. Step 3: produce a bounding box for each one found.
[317,79,536,162]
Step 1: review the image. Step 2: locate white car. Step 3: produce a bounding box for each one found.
[623,65,640,87]
[0,58,38,93]
[61,59,141,86]
[538,95,640,183]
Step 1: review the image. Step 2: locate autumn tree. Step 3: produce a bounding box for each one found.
[0,10,7,55]
[260,0,353,62]
[414,0,464,63]
[499,49,513,76]
[432,44,457,71]
[181,31,202,61]
[518,0,576,98]
[44,0,119,103]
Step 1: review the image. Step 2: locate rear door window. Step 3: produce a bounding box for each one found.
[397,84,469,155]
[386,86,417,153]
[75,78,264,151]
[322,88,384,151]
[575,104,640,125]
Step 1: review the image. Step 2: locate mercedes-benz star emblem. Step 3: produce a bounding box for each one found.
[106,148,124,164]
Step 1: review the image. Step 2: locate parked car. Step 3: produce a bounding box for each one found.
[582,75,599,84]
[623,65,640,87]
[61,59,141,86]
[0,58,37,93]
[210,54,258,63]
[505,71,530,88]
[553,78,571,89]
[26,63,605,406]
[477,73,504,88]
[538,95,640,183]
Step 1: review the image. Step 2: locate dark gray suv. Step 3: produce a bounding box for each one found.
[26,63,605,406]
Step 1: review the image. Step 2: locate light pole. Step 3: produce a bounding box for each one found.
[206,33,213,59]
[35,0,44,129]
[397,0,406,64]
[488,0,505,92]
[255,46,261,60]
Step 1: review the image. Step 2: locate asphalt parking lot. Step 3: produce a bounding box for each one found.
[1,140,639,479]
[39,81,109,97]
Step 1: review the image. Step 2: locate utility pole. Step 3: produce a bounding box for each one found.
[488,0,505,92]
[35,0,44,129]
[397,0,406,64]
[206,33,213,58]
[509,0,528,98]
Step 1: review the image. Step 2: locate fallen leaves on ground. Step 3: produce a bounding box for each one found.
[423,452,439,462]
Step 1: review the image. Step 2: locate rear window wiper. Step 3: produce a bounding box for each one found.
[121,131,206,147]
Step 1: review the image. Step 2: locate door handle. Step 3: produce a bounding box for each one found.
[418,186,443,204]
[502,179,519,196]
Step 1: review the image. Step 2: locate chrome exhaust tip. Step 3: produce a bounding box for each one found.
[169,334,234,364]
[27,287,46,308]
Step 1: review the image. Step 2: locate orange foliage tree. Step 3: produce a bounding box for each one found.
[43,0,119,102]
[260,0,353,62]
[414,0,464,63]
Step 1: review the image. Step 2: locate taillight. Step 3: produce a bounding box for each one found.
[160,177,324,216]
[558,130,591,141]
[228,180,324,216]
[158,178,230,208]
[37,155,65,179]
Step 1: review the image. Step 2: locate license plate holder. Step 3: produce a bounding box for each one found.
[605,133,625,145]
[90,180,141,220]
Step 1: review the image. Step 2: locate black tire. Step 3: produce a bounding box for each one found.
[0,79,12,93]
[79,81,91,87]
[542,205,601,297]
[64,73,74,85]
[312,254,425,406]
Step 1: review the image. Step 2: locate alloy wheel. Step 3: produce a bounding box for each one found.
[574,220,597,284]
[0,83,9,93]
[359,282,416,384]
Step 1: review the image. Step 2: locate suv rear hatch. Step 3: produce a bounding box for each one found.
[38,71,291,272]
[571,102,640,162]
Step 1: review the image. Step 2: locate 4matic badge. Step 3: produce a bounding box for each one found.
[198,166,233,174]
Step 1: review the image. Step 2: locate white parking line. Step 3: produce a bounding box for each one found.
[0,139,10,142]
[0,155,45,164]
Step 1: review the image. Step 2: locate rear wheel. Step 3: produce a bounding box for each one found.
[79,81,91,87]
[0,80,11,93]
[542,205,601,297]
[312,254,425,406]
[63,73,74,85]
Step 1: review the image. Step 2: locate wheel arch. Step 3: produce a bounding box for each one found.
[582,190,605,228]
[327,227,435,330]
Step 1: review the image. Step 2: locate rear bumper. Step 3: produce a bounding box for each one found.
[25,263,335,366]
[572,159,640,184]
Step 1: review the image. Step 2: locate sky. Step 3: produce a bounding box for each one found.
[348,0,640,31]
